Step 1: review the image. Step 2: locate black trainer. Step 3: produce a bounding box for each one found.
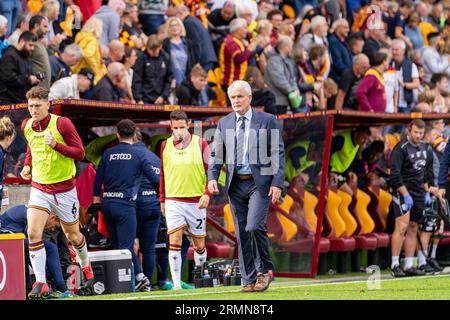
[135,277,151,292]
[77,278,95,296]
[391,265,406,278]
[404,267,426,276]
[427,258,443,272]
[418,263,435,274]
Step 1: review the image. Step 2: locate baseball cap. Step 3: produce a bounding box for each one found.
[78,68,95,85]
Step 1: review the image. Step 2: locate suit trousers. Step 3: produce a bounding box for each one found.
[228,176,273,285]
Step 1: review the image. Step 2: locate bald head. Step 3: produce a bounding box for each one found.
[107,62,126,85]
[109,39,125,62]
[353,53,370,76]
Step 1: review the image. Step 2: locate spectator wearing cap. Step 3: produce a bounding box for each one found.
[49,68,94,99]
[421,32,450,83]
[8,13,31,47]
[49,43,84,84]
[176,64,215,106]
[92,61,128,102]
[219,18,267,93]
[299,15,331,78]
[93,0,125,46]
[162,17,198,88]
[328,18,352,83]
[29,15,52,90]
[0,15,9,60]
[208,1,235,55]
[132,35,174,104]
[72,17,105,84]
[0,31,38,105]
[175,4,217,72]
[355,51,390,112]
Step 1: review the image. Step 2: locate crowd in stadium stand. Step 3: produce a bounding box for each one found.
[1,0,450,295]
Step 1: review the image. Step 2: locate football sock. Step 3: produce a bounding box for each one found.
[29,241,47,283]
[194,247,207,267]
[391,256,400,269]
[169,245,182,289]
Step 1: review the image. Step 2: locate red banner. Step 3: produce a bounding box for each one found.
[0,234,26,300]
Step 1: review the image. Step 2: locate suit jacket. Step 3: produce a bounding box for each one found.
[208,108,285,196]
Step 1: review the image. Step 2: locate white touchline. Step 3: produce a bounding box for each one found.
[109,274,450,300]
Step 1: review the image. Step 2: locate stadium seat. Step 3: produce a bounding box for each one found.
[222,204,235,234]
[337,190,358,237]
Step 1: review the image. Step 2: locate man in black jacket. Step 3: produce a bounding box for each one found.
[389,119,435,277]
[0,31,39,106]
[132,35,174,104]
[176,64,215,106]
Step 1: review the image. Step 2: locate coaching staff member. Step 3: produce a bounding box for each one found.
[208,80,285,293]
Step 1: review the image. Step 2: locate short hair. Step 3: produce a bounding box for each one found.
[431,72,448,84]
[353,53,369,65]
[370,51,388,67]
[26,86,49,100]
[267,9,283,21]
[427,32,440,43]
[228,80,252,97]
[310,15,327,31]
[175,4,190,15]
[0,116,16,140]
[18,30,37,43]
[323,78,338,96]
[331,18,348,30]
[117,119,136,139]
[391,38,406,50]
[309,44,326,61]
[64,43,84,58]
[348,34,364,47]
[369,140,385,154]
[354,126,371,136]
[229,18,247,33]
[399,0,414,8]
[146,34,162,49]
[107,62,125,76]
[170,109,189,122]
[190,64,207,78]
[29,15,46,31]
[15,13,31,29]
[276,35,293,51]
[410,119,426,129]
[236,4,252,17]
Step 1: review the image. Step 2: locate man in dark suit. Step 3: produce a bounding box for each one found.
[208,80,285,292]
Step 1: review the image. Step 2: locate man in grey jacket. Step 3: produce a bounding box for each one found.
[264,36,300,115]
[421,32,450,83]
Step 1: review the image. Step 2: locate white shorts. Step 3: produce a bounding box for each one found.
[28,187,79,225]
[165,200,206,238]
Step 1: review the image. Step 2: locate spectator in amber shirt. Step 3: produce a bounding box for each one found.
[355,51,390,112]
